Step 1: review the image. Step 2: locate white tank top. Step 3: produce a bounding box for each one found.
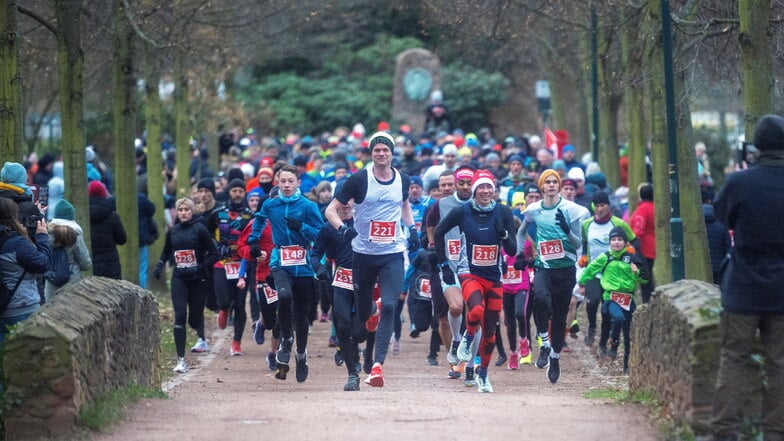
[352,167,406,255]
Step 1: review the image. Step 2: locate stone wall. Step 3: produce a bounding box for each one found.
[630,279,761,435]
[3,277,160,440]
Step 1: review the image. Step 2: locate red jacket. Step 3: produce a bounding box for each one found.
[629,200,656,260]
[237,218,274,280]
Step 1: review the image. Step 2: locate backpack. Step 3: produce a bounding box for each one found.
[45,246,71,287]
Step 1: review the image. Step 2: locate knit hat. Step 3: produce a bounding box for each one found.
[511,191,526,207]
[552,159,567,171]
[608,226,627,241]
[485,152,500,162]
[753,114,784,151]
[197,177,216,196]
[592,191,610,206]
[524,184,540,197]
[227,178,246,192]
[442,144,458,157]
[85,146,96,162]
[247,187,264,201]
[562,144,576,154]
[471,170,496,195]
[88,180,108,198]
[538,169,562,190]
[227,167,245,183]
[507,154,524,165]
[368,131,395,149]
[258,166,274,179]
[410,175,424,188]
[54,199,76,221]
[561,178,577,189]
[454,167,475,182]
[567,167,585,182]
[0,162,30,194]
[175,197,195,211]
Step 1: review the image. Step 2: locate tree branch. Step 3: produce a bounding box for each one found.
[16,5,58,35]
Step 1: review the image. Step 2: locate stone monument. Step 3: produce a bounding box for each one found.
[393,48,441,135]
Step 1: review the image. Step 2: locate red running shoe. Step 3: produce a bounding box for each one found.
[365,362,384,387]
[365,299,382,332]
[230,340,243,356]
[217,310,228,330]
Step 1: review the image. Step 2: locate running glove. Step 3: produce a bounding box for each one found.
[285,217,302,231]
[555,208,570,234]
[513,254,528,271]
[407,226,420,252]
[153,260,164,280]
[495,219,508,240]
[339,225,358,243]
[440,262,456,285]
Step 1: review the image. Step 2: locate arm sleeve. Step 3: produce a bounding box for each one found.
[579,253,607,284]
[248,205,267,244]
[501,207,517,257]
[198,225,220,270]
[113,214,128,246]
[336,170,367,205]
[73,235,92,271]
[299,202,324,243]
[516,215,531,255]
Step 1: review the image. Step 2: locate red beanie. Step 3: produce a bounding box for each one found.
[471,170,496,195]
[88,180,108,198]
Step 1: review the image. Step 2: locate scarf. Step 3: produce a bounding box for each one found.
[470,199,496,212]
[594,212,612,224]
[279,188,302,203]
[757,151,784,167]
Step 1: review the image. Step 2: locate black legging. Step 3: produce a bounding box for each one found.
[332,285,359,376]
[532,266,576,354]
[214,267,248,342]
[172,275,207,358]
[584,277,603,332]
[255,277,280,340]
[503,289,530,352]
[393,298,405,341]
[318,279,332,317]
[271,268,314,355]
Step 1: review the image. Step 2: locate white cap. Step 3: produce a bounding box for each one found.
[567,167,585,182]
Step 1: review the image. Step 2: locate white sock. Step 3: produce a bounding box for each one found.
[448,313,462,343]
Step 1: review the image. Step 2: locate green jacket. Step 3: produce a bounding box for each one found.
[578,249,649,302]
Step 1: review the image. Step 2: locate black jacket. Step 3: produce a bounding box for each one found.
[89,196,127,279]
[159,218,218,281]
[702,204,731,278]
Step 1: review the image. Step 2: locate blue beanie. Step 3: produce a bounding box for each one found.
[1,162,31,195]
[410,176,424,188]
[247,187,265,200]
[54,199,76,220]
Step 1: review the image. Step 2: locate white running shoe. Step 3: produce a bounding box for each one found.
[477,374,493,393]
[173,358,188,373]
[191,338,210,353]
[456,332,474,362]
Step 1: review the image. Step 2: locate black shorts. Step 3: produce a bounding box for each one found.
[407,297,433,333]
[429,270,448,318]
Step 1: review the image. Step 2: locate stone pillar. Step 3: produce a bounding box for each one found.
[392,48,441,135]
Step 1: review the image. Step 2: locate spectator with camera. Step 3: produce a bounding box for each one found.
[0,162,45,240]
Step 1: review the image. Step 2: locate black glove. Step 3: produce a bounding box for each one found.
[153,260,164,280]
[555,208,570,235]
[407,226,420,252]
[440,263,456,286]
[495,219,508,240]
[513,255,528,271]
[314,263,331,281]
[217,244,230,258]
[250,243,261,259]
[426,246,438,268]
[339,225,358,243]
[174,266,198,280]
[285,217,302,232]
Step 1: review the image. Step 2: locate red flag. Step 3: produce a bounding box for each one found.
[543,127,559,159]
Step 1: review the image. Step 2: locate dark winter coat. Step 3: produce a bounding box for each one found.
[714,156,784,314]
[137,193,157,247]
[702,204,731,281]
[89,196,127,279]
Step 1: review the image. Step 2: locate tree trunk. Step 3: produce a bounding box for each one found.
[643,1,672,285]
[739,0,773,135]
[174,55,191,200]
[622,7,647,213]
[112,0,139,284]
[144,65,167,292]
[54,0,89,248]
[0,0,24,162]
[597,15,620,188]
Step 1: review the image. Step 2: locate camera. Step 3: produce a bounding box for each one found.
[21,212,43,229]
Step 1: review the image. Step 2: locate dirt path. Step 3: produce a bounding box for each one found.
[91,318,660,441]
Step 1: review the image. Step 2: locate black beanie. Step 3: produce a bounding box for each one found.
[227,178,246,192]
[227,167,245,183]
[197,177,216,195]
[608,226,627,241]
[753,114,784,151]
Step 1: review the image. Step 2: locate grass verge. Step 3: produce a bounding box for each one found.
[78,383,167,431]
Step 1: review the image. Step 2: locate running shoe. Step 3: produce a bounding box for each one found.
[494,353,508,366]
[216,309,228,330]
[276,338,293,378]
[508,351,519,370]
[446,341,459,366]
[456,332,475,362]
[608,341,619,359]
[334,348,344,366]
[447,366,461,379]
[463,367,476,387]
[191,338,209,353]
[253,321,265,345]
[173,357,188,373]
[365,362,384,387]
[320,313,329,323]
[547,356,560,384]
[562,340,572,353]
[328,335,338,348]
[295,352,308,383]
[426,354,439,366]
[476,367,493,393]
[344,374,360,391]
[569,320,580,339]
[267,352,277,371]
[536,346,551,369]
[230,340,243,356]
[392,339,401,356]
[519,339,531,364]
[584,327,596,346]
[365,299,382,332]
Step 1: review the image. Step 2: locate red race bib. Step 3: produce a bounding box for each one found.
[610,291,632,311]
[369,220,397,243]
[503,266,523,284]
[257,282,278,304]
[174,249,197,268]
[332,266,354,290]
[419,278,432,298]
[280,245,307,266]
[538,239,565,261]
[447,239,461,261]
[224,261,241,280]
[471,244,498,266]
